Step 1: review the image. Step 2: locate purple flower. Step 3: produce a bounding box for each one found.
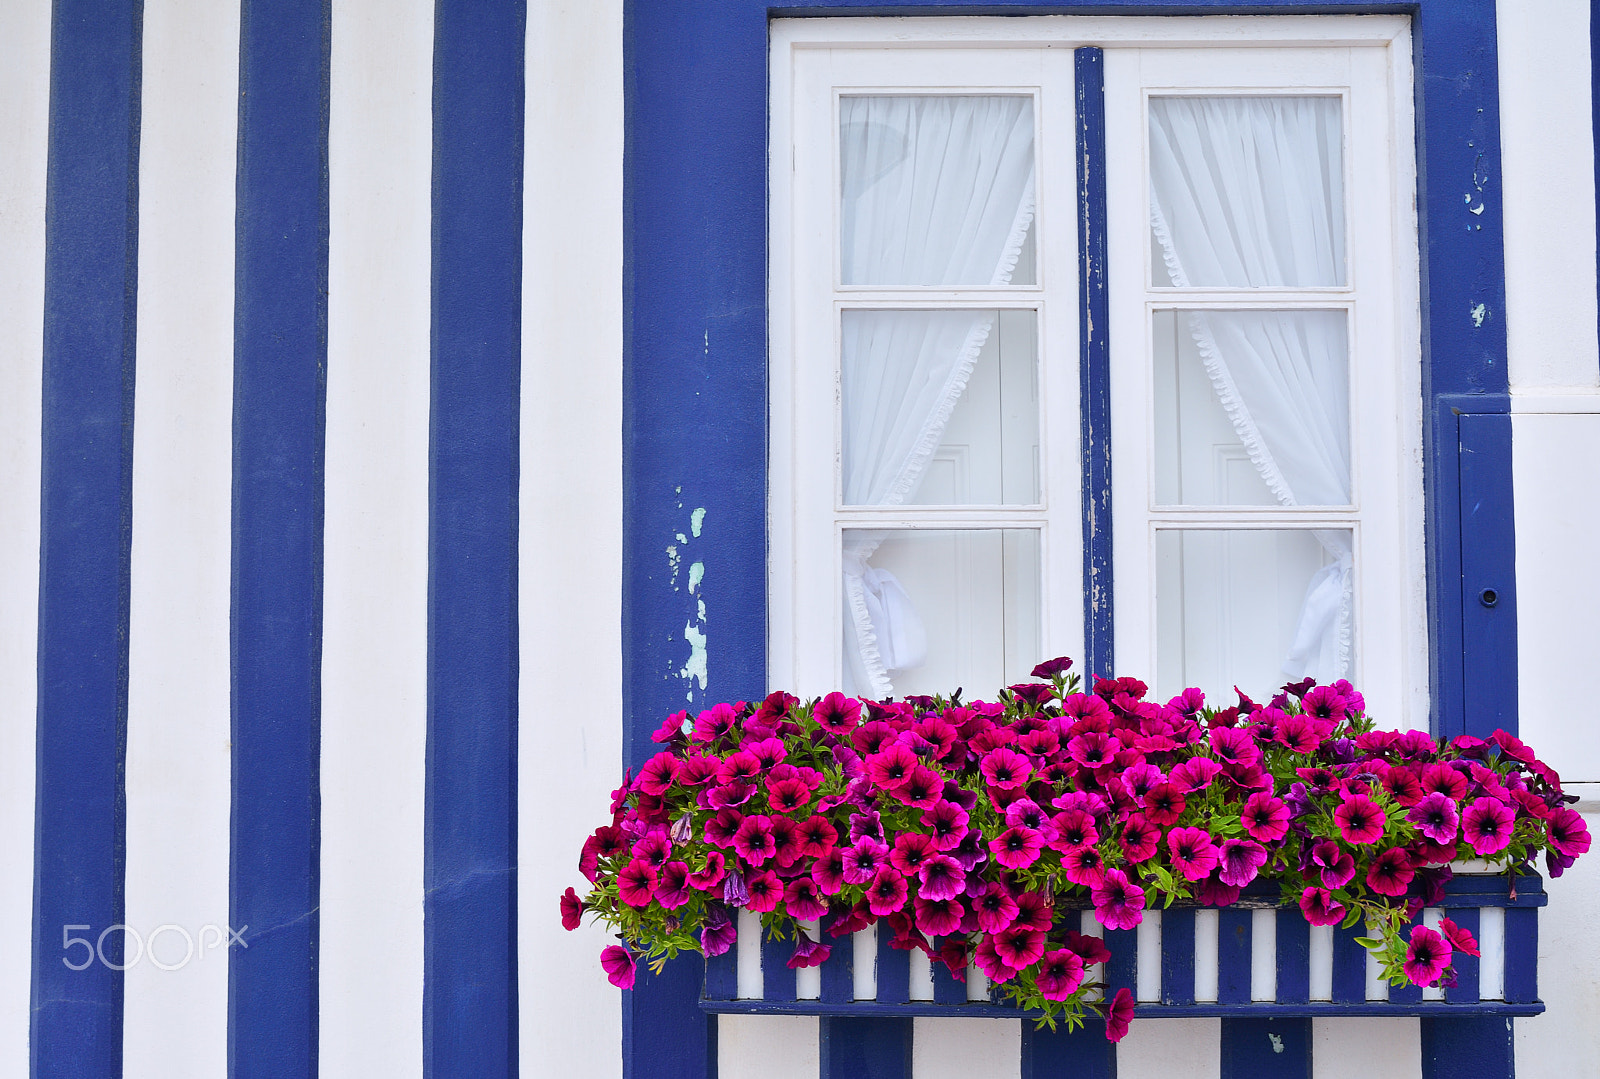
[783,877,829,921]
[841,837,890,885]
[1298,887,1345,927]
[1366,847,1415,897]
[700,907,737,957]
[1546,807,1592,858]
[618,859,658,908]
[920,800,970,851]
[1240,793,1290,842]
[654,861,693,909]
[746,870,783,913]
[1217,838,1269,888]
[1309,840,1355,890]
[733,814,777,866]
[1031,656,1075,679]
[600,944,637,989]
[1091,869,1145,931]
[722,865,749,907]
[1407,791,1461,845]
[560,887,584,931]
[866,866,909,916]
[971,882,1019,934]
[1462,797,1516,856]
[1403,925,1452,987]
[1166,827,1220,882]
[786,934,832,970]
[917,855,966,902]
[1035,948,1085,1000]
[980,746,1032,790]
[913,895,965,937]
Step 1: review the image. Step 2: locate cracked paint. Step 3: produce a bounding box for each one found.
[691,507,706,537]
[1471,303,1489,328]
[671,507,710,702]
[680,623,707,698]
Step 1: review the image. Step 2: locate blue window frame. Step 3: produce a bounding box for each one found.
[622,4,1517,1078]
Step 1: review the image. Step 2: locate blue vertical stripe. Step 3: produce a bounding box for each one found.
[1075,45,1113,679]
[31,2,143,1075]
[1220,1018,1309,1079]
[425,2,525,1075]
[820,1017,912,1079]
[1160,909,1196,1006]
[229,0,329,1075]
[1020,1023,1116,1079]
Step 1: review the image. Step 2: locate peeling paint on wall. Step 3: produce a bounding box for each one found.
[1472,302,1490,328]
[669,505,710,702]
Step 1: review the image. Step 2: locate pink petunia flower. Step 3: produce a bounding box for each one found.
[1407,791,1461,845]
[654,861,693,909]
[636,751,680,796]
[1035,948,1086,1000]
[913,895,965,938]
[893,765,945,809]
[745,869,783,913]
[1382,766,1425,807]
[701,908,737,956]
[796,815,838,859]
[811,847,847,895]
[865,743,919,790]
[767,778,812,815]
[993,924,1047,971]
[866,866,910,916]
[973,934,1020,983]
[631,831,672,868]
[1240,793,1290,843]
[1334,793,1386,845]
[1166,827,1220,882]
[688,850,726,892]
[769,816,804,868]
[890,833,936,876]
[1298,886,1346,926]
[1209,726,1261,768]
[1120,813,1160,863]
[1091,869,1145,931]
[560,887,584,931]
[601,944,637,989]
[1062,844,1107,888]
[703,809,743,849]
[1462,797,1516,856]
[1049,809,1099,852]
[1105,987,1135,1042]
[1439,916,1479,957]
[1143,783,1186,826]
[733,814,777,866]
[1217,838,1269,888]
[980,746,1033,790]
[990,825,1045,870]
[921,800,971,851]
[1419,762,1469,802]
[917,855,967,902]
[783,877,829,921]
[1546,807,1592,858]
[1403,925,1452,987]
[1068,731,1116,769]
[1366,847,1415,896]
[618,858,658,908]
[971,882,1020,934]
[1170,756,1223,792]
[812,691,861,734]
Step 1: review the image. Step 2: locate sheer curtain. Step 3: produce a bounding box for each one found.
[1148,95,1354,682]
[839,95,1036,697]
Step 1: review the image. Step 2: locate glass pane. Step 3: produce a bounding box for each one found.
[842,529,1039,699]
[1153,309,1350,507]
[1156,529,1353,702]
[841,95,1036,286]
[1149,95,1345,287]
[842,309,1039,506]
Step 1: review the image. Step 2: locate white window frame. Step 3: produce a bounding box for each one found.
[770,15,1427,727]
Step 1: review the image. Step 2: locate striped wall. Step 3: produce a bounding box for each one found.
[0,1,622,1075]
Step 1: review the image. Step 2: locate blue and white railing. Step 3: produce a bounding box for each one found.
[703,870,1544,1019]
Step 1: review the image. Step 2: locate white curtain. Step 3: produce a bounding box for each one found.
[1149,95,1353,682]
[839,96,1036,697]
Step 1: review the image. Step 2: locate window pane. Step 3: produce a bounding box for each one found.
[842,309,1039,506]
[1149,95,1345,287]
[841,95,1036,286]
[1153,309,1349,506]
[842,529,1039,699]
[1156,529,1353,701]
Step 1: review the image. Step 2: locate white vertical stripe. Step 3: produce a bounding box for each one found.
[854,925,878,1000]
[737,910,764,999]
[1308,923,1334,1001]
[1366,938,1389,1001]
[1250,908,1276,1001]
[122,2,238,1073]
[517,1,625,1074]
[908,946,935,1001]
[1478,907,1505,1001]
[1193,909,1219,1002]
[0,0,49,1065]
[1136,908,1161,1002]
[320,1,432,1074]
[795,919,822,999]
[1081,911,1107,1001]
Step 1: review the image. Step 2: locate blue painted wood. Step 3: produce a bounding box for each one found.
[628,958,712,1079]
[1161,909,1196,1006]
[1104,928,1136,997]
[705,999,1544,1019]
[1220,1018,1310,1079]
[229,1,328,1075]
[763,929,798,1002]
[1075,44,1113,678]
[1438,872,1547,907]
[1445,907,1480,1003]
[1331,923,1367,1004]
[820,1017,912,1079]
[1456,411,1518,739]
[876,928,911,1004]
[704,950,738,1001]
[1421,1016,1514,1079]
[932,947,966,1005]
[1217,909,1252,1005]
[1021,1021,1117,1079]
[1502,908,1538,1004]
[31,2,143,1074]
[820,928,855,1004]
[426,2,525,1076]
[1275,911,1310,1005]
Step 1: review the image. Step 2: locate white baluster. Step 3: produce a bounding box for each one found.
[1136,909,1162,1002]
[853,925,877,1001]
[966,931,989,1002]
[1478,907,1505,1000]
[1251,908,1277,1001]
[736,909,763,999]
[1308,924,1334,1001]
[1080,911,1106,1002]
[794,919,822,1000]
[1194,909,1219,1003]
[909,947,935,1001]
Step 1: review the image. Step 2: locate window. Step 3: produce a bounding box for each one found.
[771,17,1427,727]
